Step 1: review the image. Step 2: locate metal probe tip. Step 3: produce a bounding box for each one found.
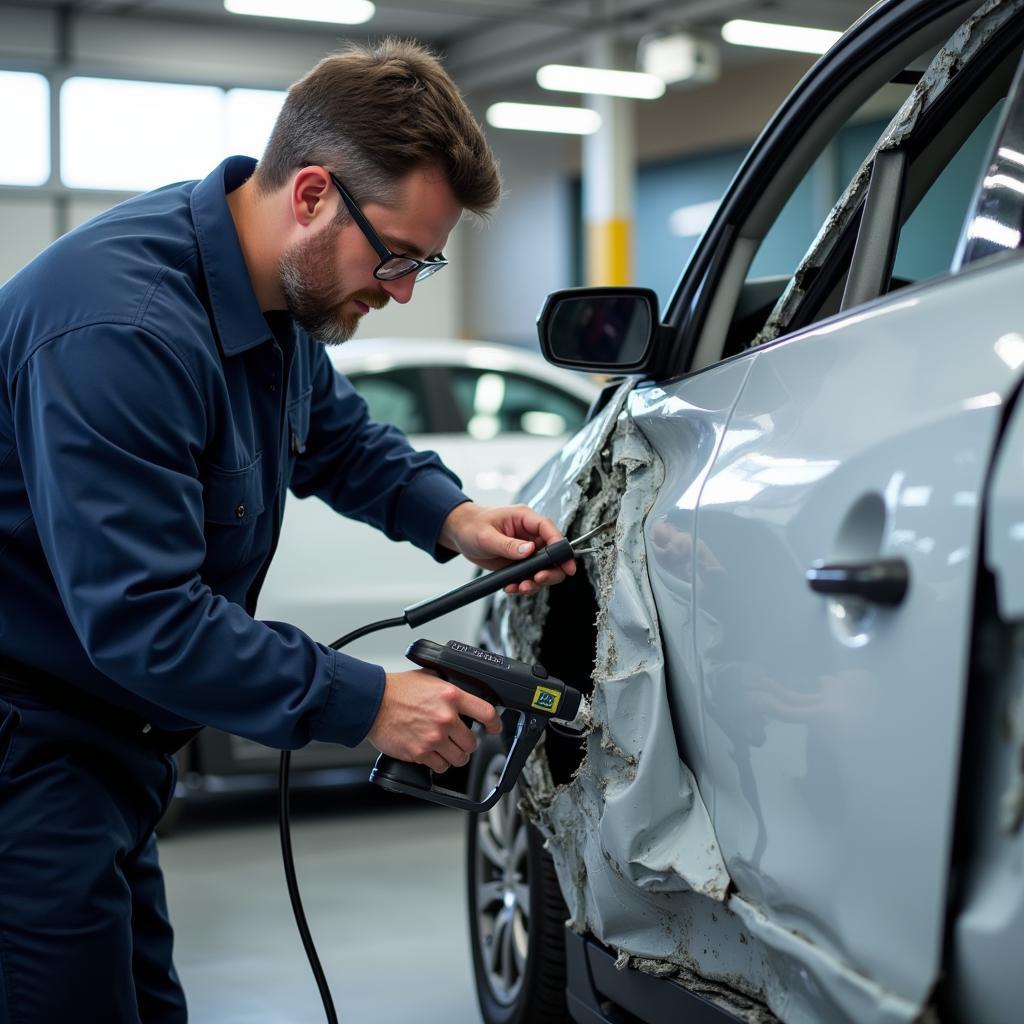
[571,520,615,549]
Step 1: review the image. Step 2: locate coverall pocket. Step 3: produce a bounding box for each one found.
[201,454,266,579]
[0,696,21,780]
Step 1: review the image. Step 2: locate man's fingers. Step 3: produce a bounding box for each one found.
[456,690,500,733]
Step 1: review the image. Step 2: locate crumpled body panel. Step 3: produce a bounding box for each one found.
[482,386,772,1016]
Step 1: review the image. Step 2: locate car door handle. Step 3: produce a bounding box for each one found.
[806,558,909,606]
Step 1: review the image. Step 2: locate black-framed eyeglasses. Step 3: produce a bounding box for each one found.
[328,172,448,283]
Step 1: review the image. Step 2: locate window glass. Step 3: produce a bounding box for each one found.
[347,370,427,434]
[720,30,1021,358]
[0,71,49,186]
[892,99,1005,283]
[225,88,286,160]
[449,368,588,439]
[61,78,223,191]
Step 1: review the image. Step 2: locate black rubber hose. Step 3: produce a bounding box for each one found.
[278,615,407,1024]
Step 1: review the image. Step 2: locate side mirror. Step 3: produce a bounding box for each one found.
[537,287,661,373]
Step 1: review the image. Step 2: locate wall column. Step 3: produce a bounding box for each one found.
[583,35,634,286]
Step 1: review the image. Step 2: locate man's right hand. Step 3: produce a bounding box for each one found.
[366,669,502,774]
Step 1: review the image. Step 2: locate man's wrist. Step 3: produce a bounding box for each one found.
[439,499,474,553]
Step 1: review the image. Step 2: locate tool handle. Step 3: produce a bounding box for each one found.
[403,537,574,627]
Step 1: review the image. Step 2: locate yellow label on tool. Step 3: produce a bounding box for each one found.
[531,686,560,714]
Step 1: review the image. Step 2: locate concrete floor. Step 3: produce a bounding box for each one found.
[159,786,481,1023]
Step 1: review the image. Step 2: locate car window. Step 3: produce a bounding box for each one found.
[448,368,589,440]
[749,19,1023,349]
[347,368,428,434]
[687,1,1024,370]
[891,99,1005,283]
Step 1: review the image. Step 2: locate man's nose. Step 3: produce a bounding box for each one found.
[381,274,416,305]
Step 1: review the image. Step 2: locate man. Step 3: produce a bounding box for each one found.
[0,40,573,1023]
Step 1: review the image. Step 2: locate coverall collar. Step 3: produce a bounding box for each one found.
[190,156,275,357]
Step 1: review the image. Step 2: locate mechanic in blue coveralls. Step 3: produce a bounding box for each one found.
[0,40,575,1023]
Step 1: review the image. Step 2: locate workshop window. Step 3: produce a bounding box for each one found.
[0,71,49,186]
[61,78,224,191]
[225,89,286,161]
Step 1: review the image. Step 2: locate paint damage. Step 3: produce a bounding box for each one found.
[751,0,1019,349]
[490,384,729,903]
[482,384,781,1016]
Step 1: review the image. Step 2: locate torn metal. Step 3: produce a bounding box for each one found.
[485,384,782,1016]
[490,382,729,903]
[751,0,1020,349]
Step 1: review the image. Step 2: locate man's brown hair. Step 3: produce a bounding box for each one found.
[254,38,501,216]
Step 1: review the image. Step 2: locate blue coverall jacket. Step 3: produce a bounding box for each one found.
[0,155,470,749]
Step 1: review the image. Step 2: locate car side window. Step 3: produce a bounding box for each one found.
[346,369,428,434]
[891,100,1005,284]
[748,26,1023,350]
[687,2,1024,371]
[448,368,589,440]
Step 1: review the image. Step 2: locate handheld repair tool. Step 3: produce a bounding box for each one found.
[279,519,611,1024]
[369,639,582,811]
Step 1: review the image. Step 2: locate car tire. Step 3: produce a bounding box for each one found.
[466,730,570,1024]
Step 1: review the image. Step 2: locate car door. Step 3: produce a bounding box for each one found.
[676,20,1024,1023]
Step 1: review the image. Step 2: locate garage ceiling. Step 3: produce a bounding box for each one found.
[3,0,874,93]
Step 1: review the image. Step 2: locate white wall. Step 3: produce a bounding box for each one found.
[461,119,574,347]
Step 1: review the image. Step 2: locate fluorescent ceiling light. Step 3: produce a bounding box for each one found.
[537,64,665,100]
[224,0,375,24]
[486,102,602,135]
[721,19,841,55]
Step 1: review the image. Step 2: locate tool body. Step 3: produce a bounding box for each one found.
[370,639,582,811]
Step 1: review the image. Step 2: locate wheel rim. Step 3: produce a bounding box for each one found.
[474,750,531,1006]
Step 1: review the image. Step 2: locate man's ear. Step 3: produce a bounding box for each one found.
[289,166,334,227]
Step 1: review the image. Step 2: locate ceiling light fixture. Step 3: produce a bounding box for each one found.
[224,0,375,25]
[720,19,841,55]
[639,33,720,86]
[536,64,665,100]
[486,102,602,135]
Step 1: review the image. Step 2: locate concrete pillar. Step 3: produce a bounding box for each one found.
[583,35,634,286]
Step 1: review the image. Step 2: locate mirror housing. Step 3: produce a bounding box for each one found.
[537,287,662,374]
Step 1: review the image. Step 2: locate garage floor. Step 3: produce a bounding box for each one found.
[159,787,481,1023]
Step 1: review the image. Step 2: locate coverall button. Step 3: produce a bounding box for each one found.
[235,504,246,519]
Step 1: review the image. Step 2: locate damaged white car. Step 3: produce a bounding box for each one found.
[465,1,1024,1022]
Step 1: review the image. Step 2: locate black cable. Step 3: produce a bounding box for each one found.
[278,614,408,1024]
[276,531,594,1021]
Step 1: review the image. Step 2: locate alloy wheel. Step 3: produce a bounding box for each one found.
[473,750,531,1005]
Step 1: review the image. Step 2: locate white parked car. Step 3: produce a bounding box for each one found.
[465,2,1024,1023]
[166,339,597,823]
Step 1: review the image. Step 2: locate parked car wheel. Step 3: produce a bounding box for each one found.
[466,730,569,1024]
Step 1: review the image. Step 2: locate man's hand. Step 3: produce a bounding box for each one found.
[439,502,576,595]
[367,669,502,773]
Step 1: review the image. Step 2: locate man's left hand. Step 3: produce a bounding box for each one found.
[439,502,575,595]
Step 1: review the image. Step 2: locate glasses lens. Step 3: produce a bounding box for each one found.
[375,257,420,280]
[415,261,446,282]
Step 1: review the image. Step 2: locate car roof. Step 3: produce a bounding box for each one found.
[325,337,600,401]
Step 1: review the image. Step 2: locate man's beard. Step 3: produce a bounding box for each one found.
[278,222,389,345]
